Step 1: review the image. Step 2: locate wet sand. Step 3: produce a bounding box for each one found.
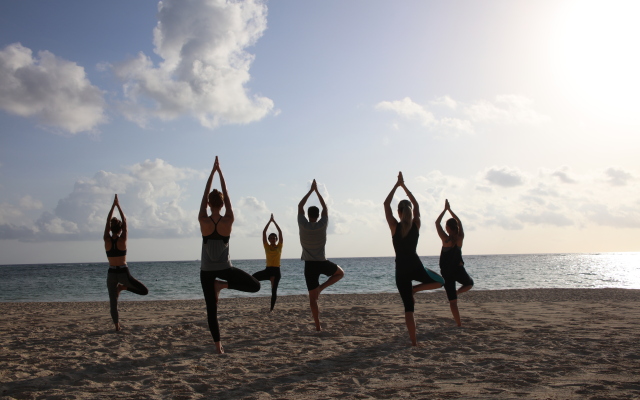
[1,289,640,399]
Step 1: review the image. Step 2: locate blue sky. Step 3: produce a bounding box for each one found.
[1,0,639,264]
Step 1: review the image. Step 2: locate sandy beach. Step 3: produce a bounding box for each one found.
[1,289,640,399]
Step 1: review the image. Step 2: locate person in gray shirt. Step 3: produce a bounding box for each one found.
[298,179,344,331]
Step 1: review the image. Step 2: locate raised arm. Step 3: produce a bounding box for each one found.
[263,215,272,246]
[199,160,216,221]
[384,173,402,232]
[447,200,464,239]
[398,172,420,229]
[272,214,283,244]
[314,181,328,218]
[435,205,448,242]
[298,179,316,216]
[103,196,117,241]
[216,159,233,220]
[114,195,127,241]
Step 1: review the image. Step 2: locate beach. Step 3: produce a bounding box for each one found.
[1,289,639,399]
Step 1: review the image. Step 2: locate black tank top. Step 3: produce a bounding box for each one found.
[203,216,230,244]
[106,237,127,257]
[392,221,420,267]
[439,245,464,270]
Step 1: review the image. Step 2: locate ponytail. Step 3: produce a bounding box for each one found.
[446,218,459,238]
[398,200,413,237]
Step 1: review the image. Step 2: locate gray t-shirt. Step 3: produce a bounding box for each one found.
[298,214,328,261]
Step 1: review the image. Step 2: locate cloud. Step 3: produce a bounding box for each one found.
[0,159,201,241]
[233,196,271,237]
[375,97,472,134]
[375,94,548,135]
[430,95,458,109]
[550,166,578,184]
[0,43,106,134]
[465,95,549,124]
[113,0,274,128]
[18,196,43,210]
[516,210,573,227]
[604,167,633,186]
[484,166,526,187]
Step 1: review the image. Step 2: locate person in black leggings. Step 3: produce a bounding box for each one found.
[436,199,473,327]
[384,172,444,346]
[103,194,148,332]
[198,157,260,354]
[252,214,283,311]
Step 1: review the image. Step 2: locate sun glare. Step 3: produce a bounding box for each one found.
[553,0,640,123]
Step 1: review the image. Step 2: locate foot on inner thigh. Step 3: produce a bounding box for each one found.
[214,280,227,304]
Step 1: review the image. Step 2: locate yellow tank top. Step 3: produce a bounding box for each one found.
[264,242,283,267]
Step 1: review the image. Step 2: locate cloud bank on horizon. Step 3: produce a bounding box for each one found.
[1,158,637,242]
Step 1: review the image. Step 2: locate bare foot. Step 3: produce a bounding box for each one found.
[215,342,224,354]
[116,284,127,298]
[114,323,122,332]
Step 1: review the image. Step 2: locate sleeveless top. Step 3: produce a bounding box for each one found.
[264,242,283,267]
[106,237,127,258]
[392,221,421,269]
[439,245,464,271]
[201,216,232,271]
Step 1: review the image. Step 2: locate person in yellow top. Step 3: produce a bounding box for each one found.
[252,213,283,311]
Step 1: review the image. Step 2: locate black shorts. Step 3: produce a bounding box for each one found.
[441,265,474,301]
[304,260,339,291]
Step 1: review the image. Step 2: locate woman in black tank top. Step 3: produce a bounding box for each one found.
[198,157,260,354]
[103,194,148,332]
[384,172,444,347]
[436,199,473,327]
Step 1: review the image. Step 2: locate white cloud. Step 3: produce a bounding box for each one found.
[113,0,274,128]
[233,196,271,237]
[18,196,43,210]
[0,43,106,134]
[0,159,200,241]
[484,166,526,187]
[430,95,458,109]
[604,166,633,186]
[549,166,578,184]
[375,94,548,135]
[375,97,436,127]
[465,95,549,124]
[375,97,473,135]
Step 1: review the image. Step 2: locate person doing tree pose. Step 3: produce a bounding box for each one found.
[104,194,148,332]
[252,214,284,311]
[384,172,444,346]
[436,199,474,327]
[198,156,260,354]
[298,179,344,331]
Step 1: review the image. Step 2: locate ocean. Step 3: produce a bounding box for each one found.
[1,253,639,303]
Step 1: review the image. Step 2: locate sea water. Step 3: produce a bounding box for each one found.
[1,253,639,303]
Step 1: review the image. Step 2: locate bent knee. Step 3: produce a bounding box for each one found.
[334,266,345,277]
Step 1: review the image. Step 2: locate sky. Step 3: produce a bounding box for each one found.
[1,0,639,264]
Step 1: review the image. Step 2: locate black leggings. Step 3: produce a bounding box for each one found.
[395,264,444,312]
[200,268,260,342]
[252,267,281,311]
[107,267,149,324]
[441,264,474,301]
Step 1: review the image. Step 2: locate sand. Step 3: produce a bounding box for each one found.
[1,289,640,399]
